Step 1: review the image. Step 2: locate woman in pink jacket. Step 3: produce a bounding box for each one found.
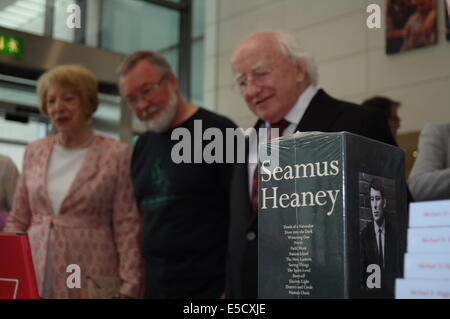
[5,65,142,299]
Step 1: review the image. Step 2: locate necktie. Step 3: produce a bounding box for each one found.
[378,228,384,269]
[250,119,290,214]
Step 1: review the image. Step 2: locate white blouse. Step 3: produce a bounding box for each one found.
[43,144,88,298]
[46,144,88,215]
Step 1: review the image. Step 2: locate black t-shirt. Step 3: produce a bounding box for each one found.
[131,108,237,298]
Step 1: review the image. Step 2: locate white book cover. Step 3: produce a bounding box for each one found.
[407,227,450,253]
[396,278,450,299]
[409,199,450,228]
[404,253,450,279]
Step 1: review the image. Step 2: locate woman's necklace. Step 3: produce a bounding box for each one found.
[56,132,95,149]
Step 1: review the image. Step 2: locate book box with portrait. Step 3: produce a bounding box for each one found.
[258,132,408,298]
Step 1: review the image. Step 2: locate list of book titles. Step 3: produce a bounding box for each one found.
[283,224,314,296]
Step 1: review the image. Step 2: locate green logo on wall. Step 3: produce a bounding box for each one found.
[0,33,24,57]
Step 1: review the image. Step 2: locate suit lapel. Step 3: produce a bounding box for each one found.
[40,137,57,215]
[296,89,344,132]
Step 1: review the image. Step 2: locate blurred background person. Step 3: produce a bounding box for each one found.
[409,122,450,201]
[362,96,401,141]
[0,153,19,231]
[5,65,142,299]
[362,97,416,205]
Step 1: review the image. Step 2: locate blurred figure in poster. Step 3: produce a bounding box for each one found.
[386,0,437,54]
[446,0,450,41]
[400,0,437,51]
[386,0,416,53]
[5,65,142,299]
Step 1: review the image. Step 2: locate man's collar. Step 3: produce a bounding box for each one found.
[264,84,318,127]
[285,85,318,125]
[374,220,386,233]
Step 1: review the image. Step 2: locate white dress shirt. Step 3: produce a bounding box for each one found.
[248,85,319,195]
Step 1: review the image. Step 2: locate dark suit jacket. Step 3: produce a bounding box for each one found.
[226,89,397,299]
[360,219,401,297]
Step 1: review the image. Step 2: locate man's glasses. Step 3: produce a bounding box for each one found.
[125,73,168,107]
[233,67,274,94]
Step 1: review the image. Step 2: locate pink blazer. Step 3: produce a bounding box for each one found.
[5,135,142,298]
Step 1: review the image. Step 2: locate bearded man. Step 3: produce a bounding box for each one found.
[118,51,236,298]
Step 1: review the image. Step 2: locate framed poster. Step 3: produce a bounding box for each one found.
[446,0,450,41]
[386,0,438,54]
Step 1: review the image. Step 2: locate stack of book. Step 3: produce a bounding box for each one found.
[258,132,407,298]
[395,199,450,299]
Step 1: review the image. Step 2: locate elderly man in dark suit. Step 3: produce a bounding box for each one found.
[226,30,396,299]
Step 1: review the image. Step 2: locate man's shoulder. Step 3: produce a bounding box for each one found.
[195,107,238,129]
[422,122,450,137]
[335,98,374,118]
[315,89,371,117]
[361,221,375,236]
[315,90,396,145]
[133,131,156,152]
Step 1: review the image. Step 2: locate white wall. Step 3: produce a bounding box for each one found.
[204,0,450,133]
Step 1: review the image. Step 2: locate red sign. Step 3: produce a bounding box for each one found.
[0,232,40,299]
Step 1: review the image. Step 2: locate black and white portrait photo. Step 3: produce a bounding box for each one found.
[359,173,402,297]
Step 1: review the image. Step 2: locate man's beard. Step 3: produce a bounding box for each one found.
[143,88,178,133]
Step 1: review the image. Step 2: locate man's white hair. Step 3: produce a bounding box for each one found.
[272,31,319,86]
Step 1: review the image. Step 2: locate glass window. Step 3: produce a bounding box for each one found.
[53,0,76,42]
[0,75,42,122]
[0,0,46,35]
[190,38,203,106]
[0,116,47,171]
[191,0,205,107]
[192,0,205,39]
[0,76,46,169]
[0,83,38,106]
[0,142,27,172]
[100,0,180,56]
[161,47,179,78]
[93,93,122,140]
[0,116,46,143]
